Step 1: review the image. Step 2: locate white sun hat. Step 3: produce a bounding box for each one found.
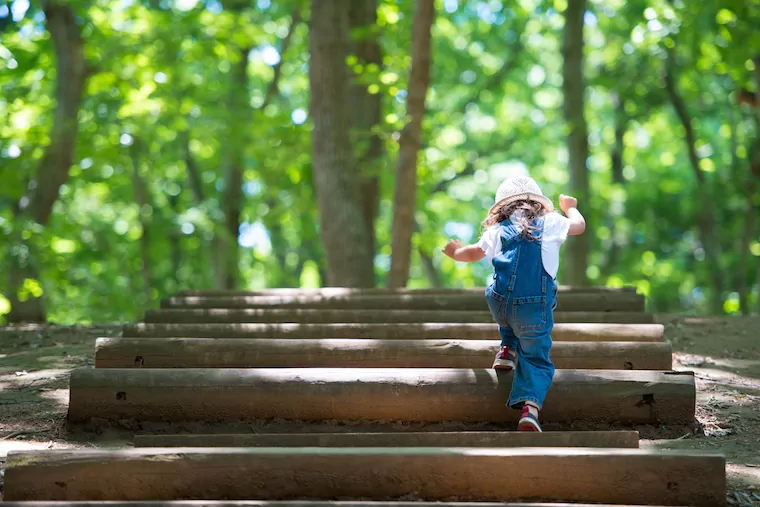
[489,176,554,215]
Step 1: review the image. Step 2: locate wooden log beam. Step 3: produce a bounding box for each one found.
[173,286,638,296]
[144,309,652,324]
[0,503,684,507]
[133,430,640,448]
[67,368,695,425]
[159,292,646,312]
[95,338,673,370]
[3,447,724,505]
[121,323,665,342]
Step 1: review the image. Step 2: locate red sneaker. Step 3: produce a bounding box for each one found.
[492,346,516,370]
[518,406,542,432]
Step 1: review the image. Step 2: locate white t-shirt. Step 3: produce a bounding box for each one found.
[476,212,571,279]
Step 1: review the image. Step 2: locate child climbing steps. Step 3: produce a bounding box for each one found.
[442,176,586,432]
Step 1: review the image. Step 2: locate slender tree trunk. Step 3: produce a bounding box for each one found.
[728,101,754,315]
[309,0,375,287]
[8,1,88,323]
[561,0,589,286]
[603,93,626,278]
[418,247,442,288]
[388,0,435,288]
[181,130,205,204]
[664,47,724,314]
[349,0,383,259]
[737,174,756,315]
[168,193,181,289]
[753,56,760,314]
[216,48,250,290]
[130,139,152,306]
[181,129,210,289]
[610,94,626,186]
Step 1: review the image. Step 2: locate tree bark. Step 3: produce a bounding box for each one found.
[130,139,153,306]
[168,193,182,289]
[664,47,724,314]
[561,0,589,287]
[727,99,753,315]
[418,247,442,288]
[349,0,383,259]
[602,93,627,278]
[388,0,435,288]
[309,0,375,287]
[7,1,88,323]
[753,56,760,315]
[262,9,301,110]
[181,130,205,203]
[215,48,250,290]
[213,8,300,290]
[610,94,626,186]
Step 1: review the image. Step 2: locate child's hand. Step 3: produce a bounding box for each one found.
[442,239,462,259]
[559,194,578,214]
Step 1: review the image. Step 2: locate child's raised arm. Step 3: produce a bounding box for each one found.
[559,194,586,236]
[442,239,486,262]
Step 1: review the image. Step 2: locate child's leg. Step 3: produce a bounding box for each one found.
[498,324,519,349]
[507,326,555,410]
[486,286,519,369]
[494,325,519,370]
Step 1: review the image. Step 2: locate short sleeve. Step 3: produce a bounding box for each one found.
[542,212,571,245]
[476,226,500,260]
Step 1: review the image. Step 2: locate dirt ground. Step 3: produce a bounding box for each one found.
[0,317,759,505]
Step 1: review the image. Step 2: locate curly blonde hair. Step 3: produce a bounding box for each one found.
[482,199,547,239]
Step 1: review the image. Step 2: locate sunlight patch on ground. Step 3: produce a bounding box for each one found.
[727,464,760,488]
[0,440,80,458]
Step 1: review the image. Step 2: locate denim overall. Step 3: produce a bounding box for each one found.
[485,217,558,410]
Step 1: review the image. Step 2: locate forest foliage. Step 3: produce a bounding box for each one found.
[1,0,759,323]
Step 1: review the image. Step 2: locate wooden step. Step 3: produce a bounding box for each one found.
[95,338,673,370]
[122,322,665,341]
[133,430,640,448]
[160,292,645,312]
[144,308,652,324]
[3,447,725,505]
[175,286,638,296]
[0,503,684,507]
[68,368,694,425]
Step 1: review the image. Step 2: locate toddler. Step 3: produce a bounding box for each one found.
[442,176,586,432]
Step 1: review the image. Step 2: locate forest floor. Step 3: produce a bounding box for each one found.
[0,317,759,505]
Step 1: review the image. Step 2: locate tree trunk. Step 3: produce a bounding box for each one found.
[388,0,435,288]
[130,139,153,306]
[610,94,626,186]
[7,1,88,323]
[664,47,724,314]
[603,93,627,278]
[168,193,182,289]
[753,56,760,315]
[728,98,755,315]
[349,0,383,259]
[181,130,205,204]
[418,247,442,288]
[309,0,375,287]
[561,0,589,286]
[216,48,250,290]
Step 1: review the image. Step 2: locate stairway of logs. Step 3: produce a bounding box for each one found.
[3,287,726,506]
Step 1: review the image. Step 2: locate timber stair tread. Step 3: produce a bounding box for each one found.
[3,447,725,506]
[94,337,672,370]
[131,430,641,448]
[121,322,664,340]
[67,368,695,425]
[145,309,650,324]
[159,291,645,313]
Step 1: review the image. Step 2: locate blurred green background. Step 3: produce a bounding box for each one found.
[0,0,758,323]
